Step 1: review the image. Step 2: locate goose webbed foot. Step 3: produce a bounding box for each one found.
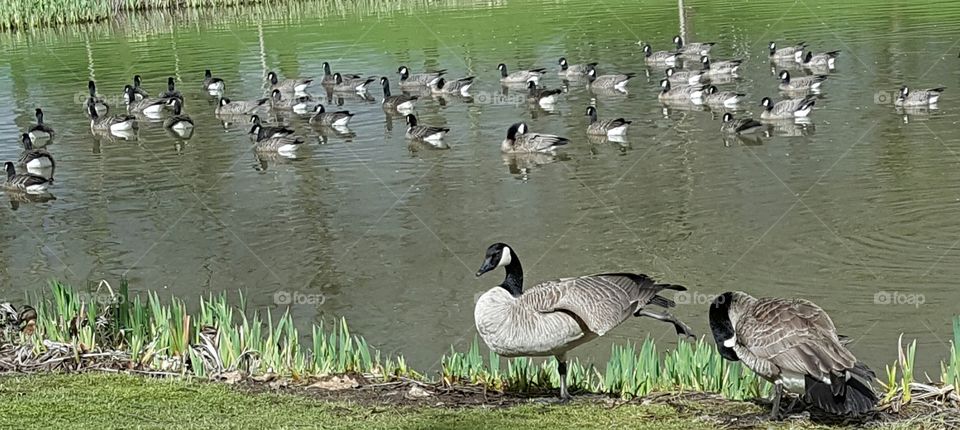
[635,309,696,339]
[769,382,784,421]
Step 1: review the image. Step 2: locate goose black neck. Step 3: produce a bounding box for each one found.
[36,110,43,124]
[382,81,391,97]
[499,67,508,78]
[587,109,598,124]
[499,253,523,297]
[323,63,332,76]
[708,292,739,362]
[4,163,14,180]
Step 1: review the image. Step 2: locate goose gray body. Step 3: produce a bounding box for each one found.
[658,79,704,102]
[760,96,816,119]
[380,77,418,112]
[800,50,840,68]
[769,41,807,62]
[16,134,55,177]
[158,77,183,100]
[332,73,374,92]
[249,122,294,141]
[397,66,446,88]
[215,97,269,115]
[778,71,827,92]
[586,66,634,91]
[895,86,944,107]
[642,44,679,65]
[3,162,50,194]
[431,77,475,96]
[404,114,449,142]
[585,106,630,136]
[269,89,313,112]
[87,100,137,134]
[125,85,172,117]
[309,105,354,127]
[162,99,194,135]
[526,81,562,107]
[665,67,704,85]
[721,113,763,134]
[557,58,598,78]
[130,75,150,101]
[501,122,569,154]
[702,86,744,107]
[202,69,225,92]
[267,71,313,93]
[497,64,545,85]
[27,108,55,141]
[475,243,694,399]
[321,62,362,86]
[251,131,305,154]
[673,35,714,57]
[709,292,877,418]
[701,56,742,76]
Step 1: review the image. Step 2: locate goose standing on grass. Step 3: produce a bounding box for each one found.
[158,77,182,100]
[86,81,109,116]
[778,70,827,93]
[658,79,704,102]
[130,75,150,101]
[321,62,362,86]
[397,66,446,89]
[202,70,225,92]
[332,73,375,92]
[673,35,714,57]
[526,81,562,108]
[800,50,840,69]
[700,86,744,108]
[431,77,475,96]
[557,57,598,78]
[163,99,194,137]
[501,122,569,154]
[404,114,449,143]
[585,106,630,137]
[251,130,305,155]
[895,86,945,107]
[266,71,312,94]
[700,56,742,76]
[720,113,764,134]
[586,66,634,92]
[309,104,354,128]
[27,108,55,141]
[665,67,703,86]
[3,162,50,194]
[497,64,545,85]
[215,97,269,115]
[474,243,695,400]
[125,85,170,118]
[17,134,54,177]
[88,99,136,134]
[769,41,807,62]
[760,96,816,120]
[642,44,678,66]
[249,115,295,138]
[380,77,418,113]
[709,291,877,419]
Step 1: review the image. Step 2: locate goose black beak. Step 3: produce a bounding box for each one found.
[475,259,497,277]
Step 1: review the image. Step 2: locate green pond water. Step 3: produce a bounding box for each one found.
[1,0,960,373]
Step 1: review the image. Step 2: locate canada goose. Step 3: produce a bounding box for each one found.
[800,50,840,69]
[404,114,449,142]
[202,70,225,92]
[895,86,944,107]
[249,115,295,138]
[778,70,827,92]
[321,62,362,86]
[497,64,545,85]
[86,81,109,116]
[3,162,50,194]
[658,79,704,102]
[332,73,375,92]
[397,66,446,89]
[673,35,714,57]
[664,67,704,85]
[158,77,182,100]
[380,77,418,112]
[709,291,877,419]
[642,44,678,65]
[431,76,475,96]
[769,41,807,62]
[586,66,633,91]
[87,99,137,134]
[162,98,194,135]
[501,122,569,153]
[700,56,742,76]
[251,131,305,155]
[760,96,816,120]
[17,134,55,177]
[526,81,562,107]
[125,85,170,117]
[267,71,313,93]
[309,104,354,127]
[701,86,744,107]
[720,113,764,134]
[215,97,269,115]
[270,89,312,112]
[585,106,630,137]
[27,108,55,141]
[557,57,598,78]
[130,75,150,101]
[474,243,695,400]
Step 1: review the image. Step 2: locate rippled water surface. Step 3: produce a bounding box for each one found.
[2,0,960,372]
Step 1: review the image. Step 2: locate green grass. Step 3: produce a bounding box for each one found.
[0,373,911,429]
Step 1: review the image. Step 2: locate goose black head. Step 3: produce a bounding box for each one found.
[665,67,676,77]
[709,292,739,362]
[642,44,652,57]
[405,114,418,126]
[322,62,332,75]
[526,80,538,90]
[659,79,671,92]
[585,106,598,122]
[219,97,231,107]
[379,76,389,86]
[768,41,777,55]
[778,70,791,83]
[558,57,568,70]
[88,80,97,96]
[204,69,212,79]
[313,104,326,114]
[168,98,183,115]
[333,72,343,84]
[123,84,135,100]
[722,112,734,123]
[586,65,598,81]
[497,63,508,77]
[760,97,774,109]
[673,35,683,48]
[803,51,813,64]
[899,86,909,97]
[249,124,263,138]
[267,71,279,85]
[397,66,409,80]
[249,114,262,125]
[134,75,143,87]
[505,122,527,141]
[476,243,517,277]
[4,162,15,180]
[433,77,446,90]
[705,85,718,95]
[35,108,44,124]
[700,56,710,67]
[21,133,32,150]
[271,89,283,101]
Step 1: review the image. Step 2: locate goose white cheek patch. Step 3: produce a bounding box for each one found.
[497,247,513,267]
[723,335,736,348]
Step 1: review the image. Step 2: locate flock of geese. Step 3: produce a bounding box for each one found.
[2,33,947,420]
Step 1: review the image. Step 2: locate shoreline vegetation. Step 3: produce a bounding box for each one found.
[0,281,958,428]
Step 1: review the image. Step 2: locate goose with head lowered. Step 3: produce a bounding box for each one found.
[709,291,877,419]
[474,243,695,401]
